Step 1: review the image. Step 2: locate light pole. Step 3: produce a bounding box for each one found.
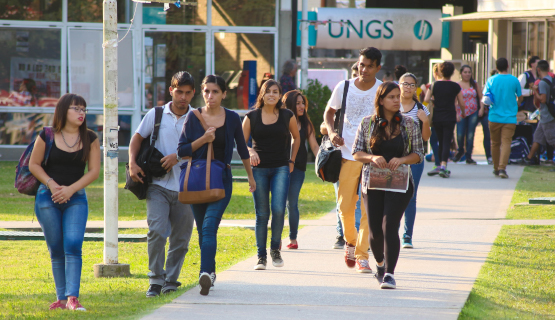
[300,0,309,90]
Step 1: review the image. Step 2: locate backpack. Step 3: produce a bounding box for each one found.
[14,127,55,195]
[509,136,530,163]
[539,78,555,118]
[315,80,349,183]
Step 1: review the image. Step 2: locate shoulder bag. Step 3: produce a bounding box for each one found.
[14,127,55,195]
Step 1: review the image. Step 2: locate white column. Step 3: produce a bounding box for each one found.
[300,0,308,89]
[103,0,119,264]
[487,19,494,75]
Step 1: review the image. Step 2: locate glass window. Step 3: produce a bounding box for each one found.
[85,114,132,147]
[528,21,545,59]
[0,112,54,145]
[143,0,206,25]
[0,0,62,21]
[212,0,275,27]
[512,22,527,60]
[69,29,134,109]
[214,33,274,109]
[68,0,131,23]
[0,28,61,107]
[143,32,206,109]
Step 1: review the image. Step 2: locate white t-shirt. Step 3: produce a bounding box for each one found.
[327,78,382,161]
[135,102,191,192]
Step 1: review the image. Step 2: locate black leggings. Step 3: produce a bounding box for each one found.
[434,121,456,163]
[363,182,414,274]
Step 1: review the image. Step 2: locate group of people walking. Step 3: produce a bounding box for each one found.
[30,44,543,310]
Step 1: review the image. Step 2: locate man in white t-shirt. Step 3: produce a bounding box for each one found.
[324,47,382,273]
[129,71,195,297]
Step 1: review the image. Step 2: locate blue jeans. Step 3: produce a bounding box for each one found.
[191,169,233,274]
[457,111,479,159]
[430,127,440,166]
[252,166,290,257]
[335,180,361,237]
[286,168,305,240]
[403,161,424,239]
[35,184,88,301]
[478,114,492,159]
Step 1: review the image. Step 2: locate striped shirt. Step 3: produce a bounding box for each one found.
[400,101,430,126]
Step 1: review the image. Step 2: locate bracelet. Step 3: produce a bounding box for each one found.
[288,159,295,164]
[46,178,54,190]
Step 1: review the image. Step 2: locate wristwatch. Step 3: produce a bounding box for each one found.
[176,154,183,161]
[288,159,295,164]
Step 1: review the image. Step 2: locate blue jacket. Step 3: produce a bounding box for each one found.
[177,108,249,171]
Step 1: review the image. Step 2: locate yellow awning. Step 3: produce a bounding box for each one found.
[442,9,555,21]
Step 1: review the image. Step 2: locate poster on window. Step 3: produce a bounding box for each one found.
[368,164,410,193]
[7,57,61,107]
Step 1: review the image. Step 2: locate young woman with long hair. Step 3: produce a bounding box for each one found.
[282,90,320,249]
[177,75,255,295]
[398,73,430,249]
[242,79,300,270]
[353,82,424,289]
[454,65,485,164]
[424,62,466,178]
[29,93,100,311]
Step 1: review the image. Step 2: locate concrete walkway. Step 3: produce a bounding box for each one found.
[135,162,537,320]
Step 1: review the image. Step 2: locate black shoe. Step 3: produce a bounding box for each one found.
[498,169,509,179]
[210,272,216,287]
[452,152,464,162]
[254,256,267,270]
[161,281,181,294]
[380,274,396,289]
[146,284,162,298]
[374,264,385,284]
[439,168,450,178]
[332,235,345,249]
[270,249,284,267]
[493,169,499,177]
[466,158,477,165]
[522,156,539,165]
[199,273,211,296]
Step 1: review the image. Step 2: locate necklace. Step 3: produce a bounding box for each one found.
[61,131,80,148]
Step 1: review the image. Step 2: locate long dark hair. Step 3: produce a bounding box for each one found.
[370,81,401,153]
[460,65,478,93]
[282,90,314,138]
[52,93,91,162]
[253,79,282,111]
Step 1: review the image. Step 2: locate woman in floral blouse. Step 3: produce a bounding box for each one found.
[352,81,424,290]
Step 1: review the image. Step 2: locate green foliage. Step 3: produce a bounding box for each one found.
[459,225,555,319]
[302,79,332,145]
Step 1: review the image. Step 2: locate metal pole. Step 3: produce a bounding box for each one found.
[487,19,493,75]
[300,0,308,89]
[103,0,119,265]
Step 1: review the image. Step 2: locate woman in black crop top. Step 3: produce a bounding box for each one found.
[282,90,320,250]
[353,82,424,290]
[242,79,300,270]
[29,93,100,311]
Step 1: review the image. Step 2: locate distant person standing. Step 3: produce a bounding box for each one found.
[518,56,540,112]
[424,62,466,178]
[279,59,298,94]
[324,47,383,273]
[393,65,407,84]
[351,62,359,78]
[483,58,523,178]
[382,71,394,82]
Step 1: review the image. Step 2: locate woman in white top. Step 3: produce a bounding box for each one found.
[399,73,430,249]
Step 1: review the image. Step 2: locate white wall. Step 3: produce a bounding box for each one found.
[478,0,555,12]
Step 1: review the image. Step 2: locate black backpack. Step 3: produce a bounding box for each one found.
[540,78,555,118]
[315,80,349,183]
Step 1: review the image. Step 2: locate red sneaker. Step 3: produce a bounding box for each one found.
[66,297,86,311]
[344,243,356,268]
[286,242,298,249]
[49,300,67,310]
[356,259,372,273]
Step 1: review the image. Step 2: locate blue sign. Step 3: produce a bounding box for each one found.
[296,11,317,47]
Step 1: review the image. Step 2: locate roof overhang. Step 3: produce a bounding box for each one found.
[442,9,555,21]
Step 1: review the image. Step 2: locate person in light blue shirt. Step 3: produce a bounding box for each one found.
[482,58,523,178]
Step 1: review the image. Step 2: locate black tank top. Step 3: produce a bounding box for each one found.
[212,125,226,163]
[247,108,293,168]
[294,124,307,171]
[380,134,404,162]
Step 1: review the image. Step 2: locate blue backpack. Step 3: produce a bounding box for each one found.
[509,136,530,164]
[14,127,55,195]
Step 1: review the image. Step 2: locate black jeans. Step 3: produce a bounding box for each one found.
[434,121,456,163]
[363,181,414,274]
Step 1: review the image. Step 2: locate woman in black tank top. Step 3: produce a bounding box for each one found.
[242,80,300,270]
[282,90,320,249]
[29,93,100,311]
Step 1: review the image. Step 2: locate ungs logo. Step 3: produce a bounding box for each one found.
[414,20,432,40]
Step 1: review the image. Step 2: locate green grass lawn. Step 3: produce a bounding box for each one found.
[0,226,290,320]
[505,166,555,220]
[1,161,335,221]
[459,225,555,319]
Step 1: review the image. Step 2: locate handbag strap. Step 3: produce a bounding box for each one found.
[335,80,350,137]
[192,109,214,190]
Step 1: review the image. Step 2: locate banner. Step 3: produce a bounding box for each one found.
[316,8,442,51]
